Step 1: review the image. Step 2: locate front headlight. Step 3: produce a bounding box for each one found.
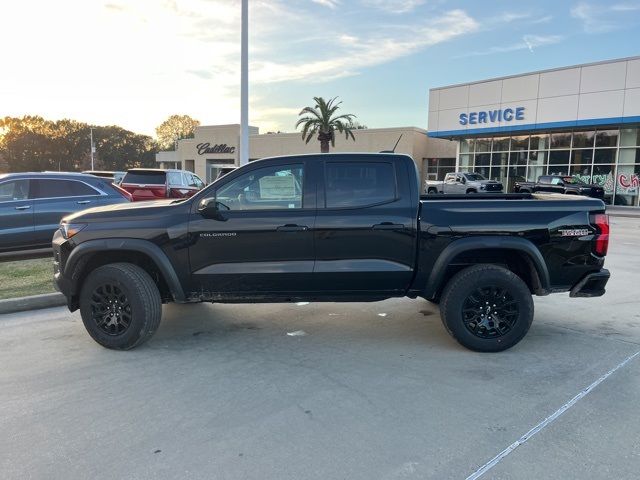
[480,184,486,190]
[60,222,87,239]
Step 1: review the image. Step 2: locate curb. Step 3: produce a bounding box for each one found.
[0,292,67,315]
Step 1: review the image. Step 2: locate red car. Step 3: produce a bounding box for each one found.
[120,169,205,201]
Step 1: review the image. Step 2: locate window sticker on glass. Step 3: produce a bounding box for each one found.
[259,175,296,199]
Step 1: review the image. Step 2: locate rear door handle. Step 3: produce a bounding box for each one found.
[76,200,91,205]
[277,224,308,232]
[372,222,404,230]
[15,205,31,210]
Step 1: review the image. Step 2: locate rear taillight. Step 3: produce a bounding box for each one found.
[591,213,609,256]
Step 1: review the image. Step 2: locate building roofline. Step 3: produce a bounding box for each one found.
[250,126,427,138]
[430,55,640,92]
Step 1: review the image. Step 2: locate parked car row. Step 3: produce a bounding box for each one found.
[425,172,504,194]
[0,167,208,253]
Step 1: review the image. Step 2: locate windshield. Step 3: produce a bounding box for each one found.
[563,176,586,185]
[464,173,486,181]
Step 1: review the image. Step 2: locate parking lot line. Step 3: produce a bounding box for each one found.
[465,350,640,480]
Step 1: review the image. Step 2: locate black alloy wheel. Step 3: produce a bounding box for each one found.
[90,283,132,336]
[461,286,519,339]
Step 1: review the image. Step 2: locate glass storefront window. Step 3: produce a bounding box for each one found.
[620,128,640,147]
[530,134,549,150]
[459,154,473,167]
[527,166,545,182]
[572,131,595,148]
[550,132,571,149]
[528,150,546,166]
[570,164,592,180]
[492,137,510,151]
[615,164,640,206]
[595,130,618,148]
[594,148,616,164]
[507,166,526,192]
[549,150,570,165]
[592,164,616,204]
[491,152,508,166]
[548,165,570,175]
[571,149,594,166]
[475,166,490,178]
[489,166,507,183]
[510,150,528,165]
[510,135,529,151]
[619,148,640,164]
[475,153,490,166]
[475,138,491,152]
[460,139,475,153]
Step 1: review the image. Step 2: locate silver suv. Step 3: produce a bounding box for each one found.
[425,172,504,194]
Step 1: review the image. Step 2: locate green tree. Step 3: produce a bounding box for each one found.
[155,114,200,150]
[295,97,356,153]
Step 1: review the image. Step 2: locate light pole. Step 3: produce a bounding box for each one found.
[89,128,96,170]
[239,0,249,166]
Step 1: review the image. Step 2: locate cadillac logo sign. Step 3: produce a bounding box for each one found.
[197,142,236,155]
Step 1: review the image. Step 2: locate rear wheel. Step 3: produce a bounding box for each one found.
[80,263,162,350]
[439,264,533,352]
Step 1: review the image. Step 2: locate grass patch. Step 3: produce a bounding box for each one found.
[0,257,56,300]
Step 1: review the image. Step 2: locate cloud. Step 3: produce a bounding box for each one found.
[311,0,341,8]
[456,34,564,57]
[360,0,427,13]
[571,2,640,33]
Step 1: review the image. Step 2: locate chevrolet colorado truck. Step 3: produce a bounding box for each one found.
[53,153,610,352]
[514,175,605,199]
[425,172,503,194]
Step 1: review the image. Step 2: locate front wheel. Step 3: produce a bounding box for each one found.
[439,264,533,352]
[79,263,162,350]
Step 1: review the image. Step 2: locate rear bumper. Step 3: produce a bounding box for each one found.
[570,269,610,298]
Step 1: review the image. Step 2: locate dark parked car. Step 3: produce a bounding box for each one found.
[120,169,205,201]
[0,172,130,252]
[54,153,609,353]
[514,175,605,198]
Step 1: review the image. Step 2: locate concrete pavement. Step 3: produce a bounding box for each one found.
[0,217,639,480]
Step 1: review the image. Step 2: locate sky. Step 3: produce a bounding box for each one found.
[1,0,639,137]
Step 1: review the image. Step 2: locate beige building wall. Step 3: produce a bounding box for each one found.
[158,124,456,184]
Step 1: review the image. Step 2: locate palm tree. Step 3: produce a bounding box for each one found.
[295,97,356,153]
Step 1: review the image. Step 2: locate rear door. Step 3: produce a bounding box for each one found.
[188,158,317,295]
[31,179,103,246]
[312,156,416,296]
[442,173,457,194]
[0,179,35,251]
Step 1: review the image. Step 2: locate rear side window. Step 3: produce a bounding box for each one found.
[167,172,184,185]
[0,179,30,202]
[325,162,396,208]
[122,171,166,185]
[31,179,99,199]
[539,176,551,184]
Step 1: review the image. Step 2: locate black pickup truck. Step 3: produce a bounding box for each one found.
[514,175,605,198]
[53,153,610,352]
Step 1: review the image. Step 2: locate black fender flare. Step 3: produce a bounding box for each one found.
[64,238,186,302]
[423,236,551,299]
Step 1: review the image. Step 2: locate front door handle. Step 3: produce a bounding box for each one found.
[76,200,91,205]
[277,224,308,232]
[372,222,404,230]
[15,205,31,210]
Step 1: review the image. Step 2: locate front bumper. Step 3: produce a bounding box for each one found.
[570,269,610,297]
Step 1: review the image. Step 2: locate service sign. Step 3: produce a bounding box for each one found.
[459,107,525,126]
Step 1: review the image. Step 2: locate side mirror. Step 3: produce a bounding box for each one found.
[198,197,226,220]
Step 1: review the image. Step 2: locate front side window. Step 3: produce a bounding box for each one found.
[325,162,395,208]
[0,180,29,202]
[216,164,304,210]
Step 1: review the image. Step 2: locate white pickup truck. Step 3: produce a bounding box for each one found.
[425,172,504,194]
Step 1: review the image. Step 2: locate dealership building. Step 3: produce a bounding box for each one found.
[156,124,456,186]
[428,56,640,206]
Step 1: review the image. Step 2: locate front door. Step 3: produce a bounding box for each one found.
[188,159,316,296]
[312,157,416,296]
[0,179,34,251]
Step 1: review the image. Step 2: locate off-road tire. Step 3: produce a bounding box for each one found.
[439,264,533,352]
[79,263,162,350]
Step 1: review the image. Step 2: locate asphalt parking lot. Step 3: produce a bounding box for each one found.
[1,217,639,480]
